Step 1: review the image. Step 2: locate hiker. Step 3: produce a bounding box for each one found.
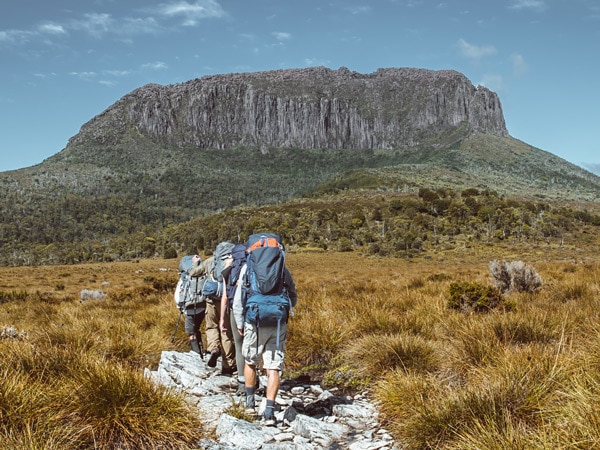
[174,255,206,356]
[232,233,298,426]
[189,253,236,373]
[220,243,248,393]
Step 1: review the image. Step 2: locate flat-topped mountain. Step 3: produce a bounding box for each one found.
[62,66,507,160]
[0,67,598,265]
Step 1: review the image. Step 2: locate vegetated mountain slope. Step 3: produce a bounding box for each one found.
[0,67,598,266]
[311,134,600,202]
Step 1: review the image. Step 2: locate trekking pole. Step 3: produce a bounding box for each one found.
[171,280,190,342]
[198,335,204,359]
[171,309,184,342]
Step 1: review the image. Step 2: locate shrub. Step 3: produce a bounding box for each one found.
[448,281,506,313]
[489,260,542,294]
[79,289,106,302]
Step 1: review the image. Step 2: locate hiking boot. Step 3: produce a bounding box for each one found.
[207,349,220,368]
[244,407,257,418]
[220,365,236,376]
[261,415,276,427]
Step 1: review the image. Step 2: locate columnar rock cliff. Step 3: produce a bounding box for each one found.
[69,66,508,151]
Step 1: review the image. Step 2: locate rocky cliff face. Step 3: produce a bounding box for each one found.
[69,67,508,151]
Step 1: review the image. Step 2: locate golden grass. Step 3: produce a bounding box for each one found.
[1,248,600,448]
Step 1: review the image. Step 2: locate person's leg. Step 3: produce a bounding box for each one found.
[220,306,236,372]
[242,323,260,410]
[205,302,221,367]
[192,309,205,357]
[261,324,287,424]
[244,363,257,408]
[230,311,245,391]
[183,310,203,355]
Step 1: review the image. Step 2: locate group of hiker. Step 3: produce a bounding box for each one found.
[174,233,298,426]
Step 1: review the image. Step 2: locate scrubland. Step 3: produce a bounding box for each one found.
[1,246,599,449]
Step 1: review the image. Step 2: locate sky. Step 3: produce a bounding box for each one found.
[1,0,599,174]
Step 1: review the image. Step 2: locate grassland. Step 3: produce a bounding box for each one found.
[1,244,600,448]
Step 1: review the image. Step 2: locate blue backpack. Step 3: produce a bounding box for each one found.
[244,233,292,329]
[225,243,248,307]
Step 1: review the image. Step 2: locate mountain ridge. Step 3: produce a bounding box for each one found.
[0,66,598,265]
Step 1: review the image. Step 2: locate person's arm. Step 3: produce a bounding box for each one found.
[219,279,228,332]
[232,264,247,335]
[284,267,298,307]
[188,256,206,277]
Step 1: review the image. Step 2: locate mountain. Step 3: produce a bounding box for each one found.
[0,66,599,265]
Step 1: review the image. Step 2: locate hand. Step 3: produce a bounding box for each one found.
[220,319,227,333]
[237,328,244,336]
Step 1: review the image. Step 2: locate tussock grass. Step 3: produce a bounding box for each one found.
[1,253,600,448]
[63,359,201,449]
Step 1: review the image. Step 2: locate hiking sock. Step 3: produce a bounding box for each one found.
[189,339,201,354]
[264,400,275,420]
[245,387,256,409]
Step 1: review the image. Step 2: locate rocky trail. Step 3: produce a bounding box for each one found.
[146,350,400,449]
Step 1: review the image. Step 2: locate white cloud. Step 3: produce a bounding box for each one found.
[38,23,67,35]
[0,29,34,46]
[155,0,226,26]
[272,32,291,41]
[509,0,546,11]
[510,53,528,76]
[103,69,131,76]
[457,38,496,59]
[141,61,168,70]
[71,13,114,37]
[121,17,160,34]
[69,71,97,80]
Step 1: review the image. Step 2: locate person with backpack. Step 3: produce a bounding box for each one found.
[189,244,236,374]
[220,242,251,395]
[174,255,206,356]
[232,233,298,426]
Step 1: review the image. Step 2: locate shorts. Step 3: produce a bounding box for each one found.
[242,322,287,371]
[184,308,205,335]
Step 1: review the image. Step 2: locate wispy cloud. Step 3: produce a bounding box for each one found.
[154,0,226,26]
[69,71,97,80]
[272,32,291,41]
[141,61,168,70]
[38,23,67,35]
[103,69,131,76]
[0,29,35,46]
[70,13,114,37]
[509,0,546,11]
[345,6,371,15]
[510,53,528,76]
[457,38,496,59]
[1,1,225,49]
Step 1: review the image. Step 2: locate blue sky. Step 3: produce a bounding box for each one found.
[1,0,599,174]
